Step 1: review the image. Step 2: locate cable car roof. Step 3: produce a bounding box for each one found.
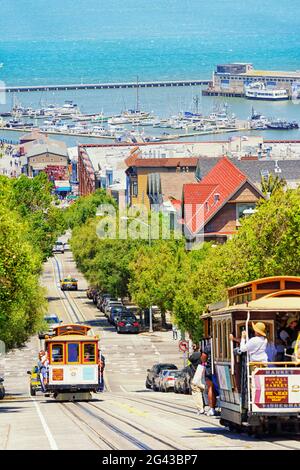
[45,334,99,342]
[205,295,300,317]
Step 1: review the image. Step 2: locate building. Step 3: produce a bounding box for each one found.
[209,63,300,96]
[78,139,300,211]
[78,144,131,206]
[21,137,69,178]
[125,150,199,208]
[182,157,265,244]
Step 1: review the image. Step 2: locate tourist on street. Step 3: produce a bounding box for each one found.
[172,324,178,340]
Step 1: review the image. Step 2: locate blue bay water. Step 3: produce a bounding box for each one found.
[0,0,300,85]
[0,0,300,143]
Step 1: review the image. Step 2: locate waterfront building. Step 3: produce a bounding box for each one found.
[21,137,69,178]
[207,63,300,98]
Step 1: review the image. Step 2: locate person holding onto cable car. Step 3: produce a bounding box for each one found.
[239,322,268,364]
[98,352,105,392]
[38,350,49,393]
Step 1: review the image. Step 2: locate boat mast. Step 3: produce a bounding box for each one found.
[136,75,139,112]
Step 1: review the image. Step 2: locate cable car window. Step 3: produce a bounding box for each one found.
[83,343,96,363]
[51,344,64,363]
[67,343,80,363]
[218,322,222,359]
[223,321,228,359]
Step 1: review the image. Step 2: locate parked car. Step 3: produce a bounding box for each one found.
[0,377,5,400]
[116,314,140,334]
[27,365,42,396]
[104,300,123,317]
[174,367,192,394]
[153,369,170,391]
[86,287,97,300]
[145,363,178,390]
[108,307,128,325]
[159,370,181,392]
[38,314,62,339]
[101,296,119,313]
[92,290,100,305]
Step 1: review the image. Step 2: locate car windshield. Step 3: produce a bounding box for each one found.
[160,364,177,370]
[119,315,137,321]
[45,317,59,324]
[111,307,126,313]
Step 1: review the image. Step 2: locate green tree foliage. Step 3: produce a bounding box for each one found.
[0,173,65,261]
[64,189,116,229]
[0,206,46,347]
[0,173,65,347]
[260,173,286,196]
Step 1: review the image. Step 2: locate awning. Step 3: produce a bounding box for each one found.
[54,180,71,192]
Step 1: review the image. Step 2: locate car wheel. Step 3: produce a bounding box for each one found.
[152,380,158,391]
[145,381,151,390]
[30,387,36,397]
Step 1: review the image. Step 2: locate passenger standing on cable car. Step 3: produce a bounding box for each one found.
[240,322,268,363]
[98,352,105,392]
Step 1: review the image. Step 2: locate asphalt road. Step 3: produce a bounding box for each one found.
[0,246,299,450]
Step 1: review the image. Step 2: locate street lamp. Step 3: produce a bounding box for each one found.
[121,216,153,332]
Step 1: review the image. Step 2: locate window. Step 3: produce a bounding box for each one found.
[51,343,64,364]
[218,322,222,359]
[67,343,80,363]
[236,203,256,221]
[83,343,96,363]
[235,320,274,342]
[132,181,138,197]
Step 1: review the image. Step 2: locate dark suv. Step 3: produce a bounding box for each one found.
[146,363,178,390]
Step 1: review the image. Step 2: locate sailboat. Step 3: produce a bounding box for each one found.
[121,76,150,121]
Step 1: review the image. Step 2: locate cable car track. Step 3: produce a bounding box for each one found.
[111,394,300,450]
[59,401,179,450]
[52,255,84,324]
[76,401,186,450]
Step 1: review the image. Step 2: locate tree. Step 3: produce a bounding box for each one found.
[65,189,116,229]
[0,205,46,347]
[261,173,286,196]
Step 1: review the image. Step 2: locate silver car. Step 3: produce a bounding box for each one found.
[159,370,181,392]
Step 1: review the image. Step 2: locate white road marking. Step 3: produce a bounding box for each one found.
[31,398,58,450]
[120,385,127,392]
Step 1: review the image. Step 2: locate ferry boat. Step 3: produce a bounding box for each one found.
[245,82,289,101]
[266,119,299,130]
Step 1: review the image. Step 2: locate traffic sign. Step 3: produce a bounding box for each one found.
[179,340,189,352]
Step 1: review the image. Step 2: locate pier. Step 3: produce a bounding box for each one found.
[0,125,249,141]
[0,79,212,94]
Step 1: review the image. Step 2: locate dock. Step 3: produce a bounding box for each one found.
[202,89,245,98]
[0,125,249,141]
[0,79,212,94]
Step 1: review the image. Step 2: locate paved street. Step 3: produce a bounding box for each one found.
[0,247,300,450]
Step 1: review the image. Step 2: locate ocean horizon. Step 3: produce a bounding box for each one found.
[0,0,300,86]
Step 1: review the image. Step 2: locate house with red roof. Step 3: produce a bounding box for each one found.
[182,156,265,244]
